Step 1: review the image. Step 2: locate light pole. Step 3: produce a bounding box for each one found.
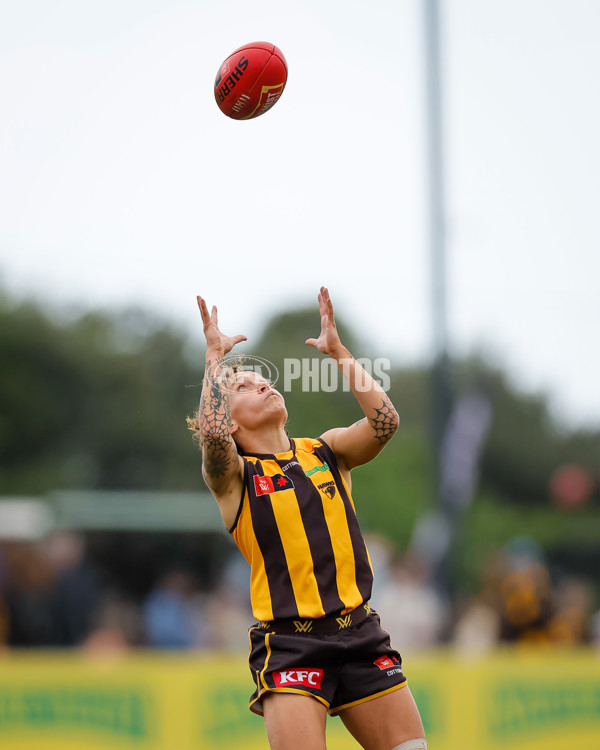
[423,0,451,496]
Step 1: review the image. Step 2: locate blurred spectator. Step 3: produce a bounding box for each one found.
[590,608,600,648]
[0,549,9,647]
[375,548,448,651]
[497,537,554,644]
[453,552,504,654]
[453,536,595,652]
[547,576,593,645]
[204,555,252,651]
[453,598,500,654]
[44,530,100,645]
[143,569,211,649]
[2,531,99,646]
[83,591,142,651]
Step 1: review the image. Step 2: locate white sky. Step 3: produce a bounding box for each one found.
[1,0,598,428]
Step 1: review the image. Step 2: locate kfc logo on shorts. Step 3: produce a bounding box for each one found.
[273,669,323,689]
[374,655,400,670]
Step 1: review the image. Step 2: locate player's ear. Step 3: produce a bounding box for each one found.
[230,422,239,436]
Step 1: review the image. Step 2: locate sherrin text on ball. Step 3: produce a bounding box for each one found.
[214,42,288,120]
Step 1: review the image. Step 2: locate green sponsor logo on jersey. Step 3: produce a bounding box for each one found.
[304,463,329,477]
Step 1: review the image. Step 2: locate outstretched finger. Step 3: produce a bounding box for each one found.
[231,334,248,346]
[321,286,335,324]
[316,289,326,316]
[305,337,318,347]
[211,305,218,326]
[197,296,210,327]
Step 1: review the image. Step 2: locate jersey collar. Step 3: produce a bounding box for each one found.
[239,437,295,460]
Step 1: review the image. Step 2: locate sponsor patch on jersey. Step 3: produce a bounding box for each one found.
[373,655,400,670]
[304,462,329,477]
[273,669,323,689]
[253,473,295,496]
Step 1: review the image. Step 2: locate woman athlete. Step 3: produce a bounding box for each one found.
[189,287,426,750]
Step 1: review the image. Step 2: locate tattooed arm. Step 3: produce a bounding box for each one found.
[319,352,399,471]
[307,287,399,471]
[197,296,245,528]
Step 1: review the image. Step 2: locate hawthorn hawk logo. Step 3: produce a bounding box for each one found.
[317,480,336,499]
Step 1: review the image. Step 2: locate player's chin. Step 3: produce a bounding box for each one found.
[272,399,288,416]
[268,397,287,418]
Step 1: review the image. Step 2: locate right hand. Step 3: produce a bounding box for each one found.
[197,296,247,357]
[305,286,346,358]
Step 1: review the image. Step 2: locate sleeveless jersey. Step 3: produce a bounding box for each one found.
[230,437,374,621]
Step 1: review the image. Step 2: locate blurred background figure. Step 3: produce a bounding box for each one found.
[143,568,211,649]
[376,548,448,651]
[545,576,593,646]
[0,548,10,648]
[203,555,253,652]
[496,536,555,645]
[454,536,595,652]
[2,530,99,647]
[82,591,142,652]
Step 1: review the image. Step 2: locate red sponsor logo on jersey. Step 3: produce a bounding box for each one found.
[273,669,323,689]
[253,473,294,496]
[254,475,275,495]
[374,655,399,670]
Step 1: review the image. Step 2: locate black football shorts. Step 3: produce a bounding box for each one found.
[248,610,408,716]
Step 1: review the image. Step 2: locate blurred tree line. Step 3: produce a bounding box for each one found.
[1,288,599,588]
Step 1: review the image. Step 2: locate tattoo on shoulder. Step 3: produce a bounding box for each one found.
[368,399,398,445]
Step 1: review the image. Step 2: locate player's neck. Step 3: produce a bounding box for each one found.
[237,426,291,456]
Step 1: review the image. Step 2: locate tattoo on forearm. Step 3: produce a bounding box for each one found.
[200,360,234,477]
[368,399,398,445]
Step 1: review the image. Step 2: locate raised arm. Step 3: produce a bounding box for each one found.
[196,296,246,527]
[306,287,399,471]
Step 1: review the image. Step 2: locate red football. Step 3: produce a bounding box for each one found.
[214,42,288,120]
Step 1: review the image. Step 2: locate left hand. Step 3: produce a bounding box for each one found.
[305,286,345,357]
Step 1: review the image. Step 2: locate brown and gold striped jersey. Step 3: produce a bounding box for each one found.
[230,437,374,621]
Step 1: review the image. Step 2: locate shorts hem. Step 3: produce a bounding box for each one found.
[249,687,331,716]
[328,679,408,716]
